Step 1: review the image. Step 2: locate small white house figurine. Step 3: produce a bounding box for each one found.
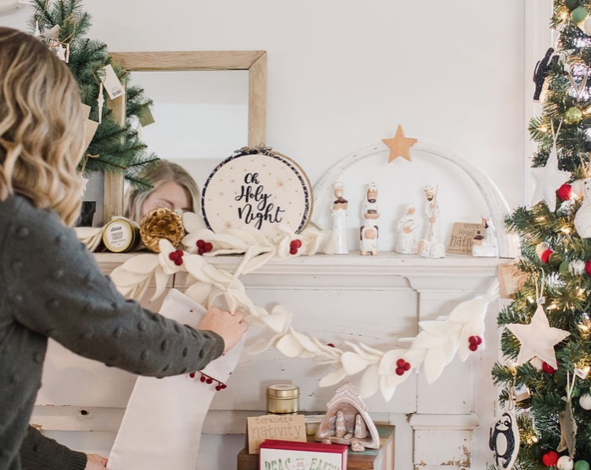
[419,185,445,259]
[331,182,349,254]
[360,183,380,256]
[575,178,591,238]
[315,382,380,451]
[472,216,498,257]
[396,203,419,254]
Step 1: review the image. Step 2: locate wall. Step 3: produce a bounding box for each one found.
[1,1,526,468]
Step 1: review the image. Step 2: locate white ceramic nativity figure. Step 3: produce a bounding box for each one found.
[575,178,591,238]
[360,183,380,256]
[472,216,498,258]
[396,203,419,254]
[331,182,349,254]
[419,185,445,259]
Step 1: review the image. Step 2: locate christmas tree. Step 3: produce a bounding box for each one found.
[491,2,591,469]
[29,0,158,187]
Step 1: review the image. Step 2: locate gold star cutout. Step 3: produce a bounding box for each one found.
[382,125,418,163]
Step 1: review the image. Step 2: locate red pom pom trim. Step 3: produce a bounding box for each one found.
[542,450,559,467]
[542,362,556,374]
[557,184,573,201]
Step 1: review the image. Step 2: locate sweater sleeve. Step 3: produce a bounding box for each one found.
[20,426,87,470]
[4,202,225,378]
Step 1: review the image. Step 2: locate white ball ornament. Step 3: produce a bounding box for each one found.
[558,456,574,470]
[580,393,591,410]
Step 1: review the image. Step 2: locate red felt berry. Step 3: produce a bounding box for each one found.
[215,385,222,391]
[327,343,335,348]
[395,367,405,376]
[294,239,302,248]
[189,372,196,379]
[541,249,554,264]
[542,362,556,374]
[176,249,184,257]
[169,251,179,261]
[204,242,213,252]
[200,375,206,382]
[468,336,478,345]
[469,344,478,352]
[198,247,206,255]
[289,247,298,255]
[475,336,483,345]
[206,378,213,384]
[542,450,559,467]
[396,359,406,368]
[290,240,298,249]
[221,384,227,389]
[174,258,183,266]
[557,183,573,201]
[586,260,591,276]
[403,362,411,371]
[197,240,206,249]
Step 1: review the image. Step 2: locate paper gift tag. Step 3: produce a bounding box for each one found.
[138,105,155,127]
[498,263,528,299]
[100,64,125,100]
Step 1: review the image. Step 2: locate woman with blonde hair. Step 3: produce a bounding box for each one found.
[124,160,200,223]
[0,27,247,470]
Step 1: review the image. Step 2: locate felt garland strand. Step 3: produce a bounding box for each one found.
[110,212,499,401]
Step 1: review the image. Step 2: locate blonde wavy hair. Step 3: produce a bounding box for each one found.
[124,160,200,223]
[0,27,85,227]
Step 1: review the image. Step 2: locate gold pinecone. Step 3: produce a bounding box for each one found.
[140,207,185,253]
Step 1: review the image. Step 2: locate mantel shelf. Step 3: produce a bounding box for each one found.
[95,251,510,278]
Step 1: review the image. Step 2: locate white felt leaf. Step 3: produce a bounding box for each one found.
[116,254,160,274]
[319,367,347,387]
[184,282,212,305]
[182,256,210,282]
[341,352,370,375]
[359,342,385,357]
[151,267,169,301]
[183,211,207,234]
[360,364,380,398]
[261,310,292,334]
[411,332,451,350]
[276,334,304,358]
[423,342,457,384]
[380,375,399,402]
[345,342,381,362]
[419,320,462,336]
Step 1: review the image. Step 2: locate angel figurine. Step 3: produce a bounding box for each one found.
[360,183,379,256]
[472,216,498,257]
[331,182,349,254]
[396,203,419,254]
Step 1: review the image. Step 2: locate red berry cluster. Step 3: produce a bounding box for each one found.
[289,239,302,255]
[542,361,556,374]
[327,343,335,348]
[169,249,185,266]
[395,358,411,376]
[189,371,228,391]
[468,336,483,352]
[196,239,213,255]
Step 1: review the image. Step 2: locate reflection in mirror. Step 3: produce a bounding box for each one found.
[124,71,249,220]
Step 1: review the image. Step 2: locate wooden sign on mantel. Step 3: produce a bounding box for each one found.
[246,414,307,454]
[447,222,482,255]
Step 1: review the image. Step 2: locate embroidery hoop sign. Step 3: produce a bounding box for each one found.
[201,148,312,235]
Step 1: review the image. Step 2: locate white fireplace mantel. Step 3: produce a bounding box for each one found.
[33,252,508,470]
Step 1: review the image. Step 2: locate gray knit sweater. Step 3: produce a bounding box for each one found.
[0,195,225,470]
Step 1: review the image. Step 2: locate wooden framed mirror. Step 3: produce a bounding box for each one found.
[103,50,267,222]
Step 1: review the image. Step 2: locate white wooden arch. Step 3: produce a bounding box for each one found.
[313,141,519,259]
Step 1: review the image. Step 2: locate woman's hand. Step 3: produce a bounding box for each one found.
[85,454,109,469]
[198,307,248,354]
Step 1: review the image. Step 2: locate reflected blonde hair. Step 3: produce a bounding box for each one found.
[124,160,200,223]
[0,27,85,226]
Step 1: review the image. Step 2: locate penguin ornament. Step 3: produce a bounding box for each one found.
[490,411,520,470]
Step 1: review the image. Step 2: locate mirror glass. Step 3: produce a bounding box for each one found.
[128,70,249,197]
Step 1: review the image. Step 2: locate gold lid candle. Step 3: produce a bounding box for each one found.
[266,384,300,415]
[102,219,140,253]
